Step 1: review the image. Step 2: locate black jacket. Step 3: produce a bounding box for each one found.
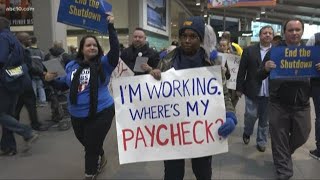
[120,44,159,75]
[44,47,71,67]
[257,42,310,107]
[236,43,264,100]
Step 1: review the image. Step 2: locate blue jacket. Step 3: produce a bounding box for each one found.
[0,28,24,67]
[0,28,26,88]
[56,56,115,118]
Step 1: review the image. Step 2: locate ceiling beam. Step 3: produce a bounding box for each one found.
[187,6,320,25]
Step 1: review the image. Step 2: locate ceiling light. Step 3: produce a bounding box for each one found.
[256,12,260,20]
[261,7,265,14]
[203,9,207,17]
[196,0,200,6]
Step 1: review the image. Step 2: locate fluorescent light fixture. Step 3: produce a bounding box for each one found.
[256,12,260,20]
[261,7,265,14]
[196,0,200,6]
[203,9,207,17]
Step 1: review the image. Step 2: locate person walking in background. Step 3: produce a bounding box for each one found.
[14,32,48,132]
[44,41,71,66]
[306,32,320,160]
[221,31,243,56]
[46,13,119,180]
[236,25,274,152]
[272,34,282,46]
[120,27,159,75]
[0,17,39,155]
[218,38,238,108]
[44,41,71,123]
[69,45,77,60]
[28,36,47,106]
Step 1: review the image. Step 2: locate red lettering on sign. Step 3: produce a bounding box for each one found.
[122,129,134,151]
[193,120,204,144]
[156,124,169,145]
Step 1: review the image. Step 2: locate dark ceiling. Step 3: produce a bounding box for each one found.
[181,0,320,26]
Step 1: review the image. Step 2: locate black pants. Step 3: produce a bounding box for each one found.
[0,87,19,152]
[15,86,40,128]
[269,102,311,178]
[164,156,212,180]
[46,85,64,122]
[71,105,114,175]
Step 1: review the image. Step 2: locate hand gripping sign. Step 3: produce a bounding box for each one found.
[112,66,228,164]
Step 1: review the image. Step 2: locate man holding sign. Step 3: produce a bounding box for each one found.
[121,27,160,75]
[149,16,236,180]
[258,18,320,179]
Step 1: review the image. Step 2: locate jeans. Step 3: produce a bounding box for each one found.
[164,156,212,180]
[0,113,33,140]
[244,96,269,147]
[312,86,320,150]
[32,78,46,103]
[71,105,114,175]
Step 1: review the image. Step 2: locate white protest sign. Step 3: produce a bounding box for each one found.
[219,53,241,90]
[112,66,228,164]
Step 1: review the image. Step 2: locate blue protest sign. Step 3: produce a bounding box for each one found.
[57,0,112,34]
[270,46,320,79]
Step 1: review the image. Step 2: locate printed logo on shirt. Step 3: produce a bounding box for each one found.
[71,68,91,92]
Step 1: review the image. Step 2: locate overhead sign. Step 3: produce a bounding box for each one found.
[1,0,34,26]
[57,0,112,34]
[208,0,276,8]
[112,66,228,164]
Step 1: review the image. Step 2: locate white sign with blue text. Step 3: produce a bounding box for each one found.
[112,66,227,164]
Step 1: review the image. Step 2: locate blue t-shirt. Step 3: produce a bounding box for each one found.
[56,56,114,118]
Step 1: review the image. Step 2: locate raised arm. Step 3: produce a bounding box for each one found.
[106,14,119,68]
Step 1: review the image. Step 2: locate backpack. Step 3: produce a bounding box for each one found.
[28,48,45,74]
[47,52,68,69]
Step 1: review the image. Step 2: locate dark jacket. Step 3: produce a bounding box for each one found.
[27,47,47,78]
[0,29,23,68]
[44,47,71,67]
[236,43,265,100]
[0,28,27,88]
[0,28,32,90]
[120,44,159,75]
[311,32,320,87]
[257,42,310,107]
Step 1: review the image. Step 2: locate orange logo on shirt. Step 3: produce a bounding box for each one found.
[183,21,193,26]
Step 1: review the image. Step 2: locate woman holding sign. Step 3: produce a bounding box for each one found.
[46,13,118,180]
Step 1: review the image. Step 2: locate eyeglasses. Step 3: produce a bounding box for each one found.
[180,33,199,41]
